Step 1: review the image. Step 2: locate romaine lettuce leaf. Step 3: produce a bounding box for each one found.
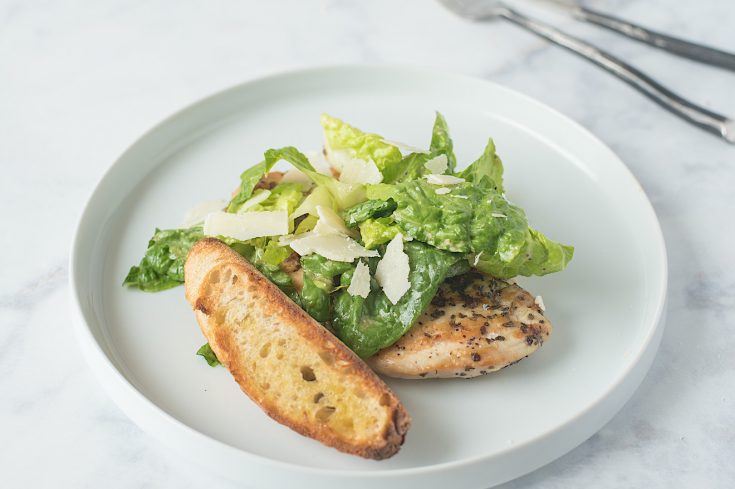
[475,228,574,278]
[260,238,293,267]
[264,146,365,209]
[332,242,467,357]
[295,214,318,234]
[358,217,401,249]
[321,114,404,182]
[365,183,399,201]
[123,226,203,292]
[196,343,220,367]
[299,255,354,323]
[457,138,504,193]
[391,180,573,278]
[385,151,433,184]
[248,182,305,215]
[429,112,457,173]
[342,199,397,227]
[391,181,473,253]
[227,159,279,213]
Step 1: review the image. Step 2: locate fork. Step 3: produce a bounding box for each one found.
[439,0,735,144]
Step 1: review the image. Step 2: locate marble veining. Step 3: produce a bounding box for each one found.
[2,0,734,487]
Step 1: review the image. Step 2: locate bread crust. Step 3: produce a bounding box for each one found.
[184,238,410,460]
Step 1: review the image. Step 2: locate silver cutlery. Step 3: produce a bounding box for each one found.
[439,0,735,144]
[540,0,735,71]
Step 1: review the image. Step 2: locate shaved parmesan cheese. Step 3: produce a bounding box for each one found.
[424,174,465,185]
[203,211,288,241]
[181,199,227,227]
[473,251,484,266]
[435,187,451,195]
[238,190,271,212]
[347,260,371,298]
[424,154,448,174]
[491,212,507,218]
[535,295,546,311]
[278,232,314,246]
[280,168,313,188]
[323,148,351,172]
[288,234,378,262]
[314,205,351,236]
[375,234,410,304]
[380,138,428,155]
[306,150,334,176]
[338,157,383,184]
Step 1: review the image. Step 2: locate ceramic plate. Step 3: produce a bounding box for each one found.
[69,66,667,489]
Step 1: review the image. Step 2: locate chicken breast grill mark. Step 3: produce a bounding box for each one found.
[368,272,551,379]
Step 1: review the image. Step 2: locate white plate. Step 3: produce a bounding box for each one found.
[69,66,667,489]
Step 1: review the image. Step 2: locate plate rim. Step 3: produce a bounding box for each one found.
[68,64,668,485]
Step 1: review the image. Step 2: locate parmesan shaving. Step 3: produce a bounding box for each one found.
[424,154,448,174]
[347,260,371,298]
[435,187,451,195]
[314,205,352,236]
[380,138,428,154]
[375,234,410,304]
[288,234,378,262]
[323,148,351,172]
[280,168,313,188]
[238,190,271,211]
[306,150,334,176]
[338,157,383,184]
[424,174,465,185]
[203,211,288,241]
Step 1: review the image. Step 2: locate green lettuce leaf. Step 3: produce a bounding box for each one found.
[196,343,220,367]
[358,217,401,249]
[295,214,318,234]
[332,242,467,357]
[299,255,353,323]
[391,180,573,278]
[227,159,279,213]
[321,114,404,182]
[386,152,433,184]
[247,182,305,215]
[123,226,203,292]
[457,138,504,193]
[429,112,457,173]
[342,199,397,227]
[260,238,293,267]
[365,183,399,201]
[264,146,365,209]
[475,228,574,278]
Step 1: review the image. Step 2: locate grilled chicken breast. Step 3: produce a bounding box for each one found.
[368,272,551,379]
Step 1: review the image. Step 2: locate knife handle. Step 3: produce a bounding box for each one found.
[571,6,735,72]
[495,5,735,144]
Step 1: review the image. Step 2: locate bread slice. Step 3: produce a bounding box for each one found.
[184,238,410,459]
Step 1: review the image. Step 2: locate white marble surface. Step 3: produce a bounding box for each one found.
[2,0,734,487]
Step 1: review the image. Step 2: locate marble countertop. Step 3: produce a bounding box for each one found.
[2,0,734,487]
